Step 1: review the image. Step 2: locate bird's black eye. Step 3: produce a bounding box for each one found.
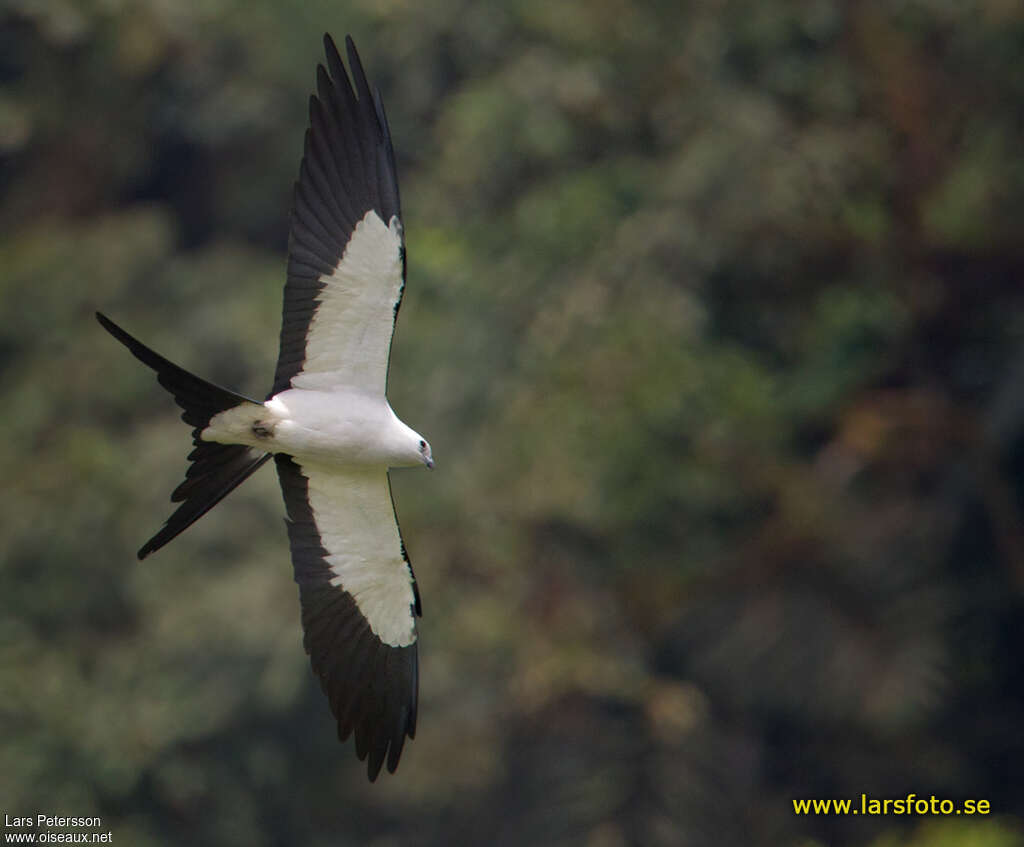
[419,440,426,450]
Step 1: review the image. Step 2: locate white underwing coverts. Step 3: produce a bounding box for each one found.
[97,34,434,781]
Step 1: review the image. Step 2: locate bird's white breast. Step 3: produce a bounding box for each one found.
[203,388,417,468]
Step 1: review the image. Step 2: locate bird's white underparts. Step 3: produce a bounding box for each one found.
[97,34,432,781]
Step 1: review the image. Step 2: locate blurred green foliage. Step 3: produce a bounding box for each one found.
[2,1,1023,845]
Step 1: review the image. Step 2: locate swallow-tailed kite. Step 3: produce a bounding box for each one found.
[97,34,431,781]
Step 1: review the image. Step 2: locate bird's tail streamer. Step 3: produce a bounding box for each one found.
[97,312,272,559]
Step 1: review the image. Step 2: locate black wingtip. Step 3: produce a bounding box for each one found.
[322,34,368,100]
[323,33,345,72]
[345,36,372,102]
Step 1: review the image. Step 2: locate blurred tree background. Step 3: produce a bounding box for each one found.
[1,0,1023,845]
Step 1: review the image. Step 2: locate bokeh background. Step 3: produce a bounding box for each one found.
[2,1,1023,845]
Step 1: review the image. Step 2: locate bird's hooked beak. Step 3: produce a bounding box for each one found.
[417,437,433,469]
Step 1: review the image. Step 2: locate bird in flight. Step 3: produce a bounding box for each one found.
[97,34,430,781]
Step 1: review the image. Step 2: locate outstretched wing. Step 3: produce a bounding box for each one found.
[273,34,405,398]
[275,455,420,780]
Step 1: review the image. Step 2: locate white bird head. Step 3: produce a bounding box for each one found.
[417,437,434,469]
[390,415,433,469]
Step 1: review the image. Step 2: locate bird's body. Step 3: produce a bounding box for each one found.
[97,35,430,781]
[204,387,429,469]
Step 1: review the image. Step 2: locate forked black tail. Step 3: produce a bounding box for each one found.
[97,312,272,559]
